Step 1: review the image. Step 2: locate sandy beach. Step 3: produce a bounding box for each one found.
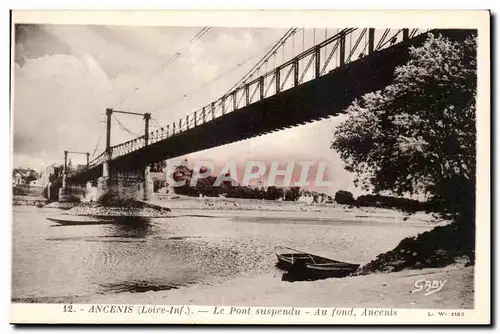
[89,262,473,309]
[74,196,473,309]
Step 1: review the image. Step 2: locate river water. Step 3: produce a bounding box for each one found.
[12,205,431,304]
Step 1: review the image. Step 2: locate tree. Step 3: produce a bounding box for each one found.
[196,176,221,197]
[150,161,166,172]
[284,187,301,201]
[334,190,355,205]
[265,186,283,200]
[331,33,477,230]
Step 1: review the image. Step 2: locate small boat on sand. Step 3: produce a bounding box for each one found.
[46,215,115,226]
[275,246,360,279]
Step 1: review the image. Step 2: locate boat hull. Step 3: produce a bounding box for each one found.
[46,216,115,226]
[275,246,360,280]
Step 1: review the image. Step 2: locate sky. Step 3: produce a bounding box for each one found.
[12,24,364,196]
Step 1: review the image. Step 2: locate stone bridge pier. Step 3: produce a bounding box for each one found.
[58,150,91,203]
[61,108,154,204]
[58,175,90,203]
[95,108,154,204]
[96,161,154,204]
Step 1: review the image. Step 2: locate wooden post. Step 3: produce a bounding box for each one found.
[315,46,321,78]
[64,151,68,175]
[86,153,89,168]
[339,32,346,66]
[293,59,299,86]
[259,76,265,100]
[194,111,197,126]
[105,108,113,155]
[275,68,281,93]
[202,106,206,123]
[63,150,68,188]
[403,28,409,41]
[222,97,226,115]
[232,91,237,111]
[368,28,375,55]
[211,102,215,120]
[144,113,151,146]
[245,84,250,106]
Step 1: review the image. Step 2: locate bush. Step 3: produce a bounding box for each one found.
[355,194,426,212]
[356,223,474,275]
[335,190,355,205]
[284,187,301,201]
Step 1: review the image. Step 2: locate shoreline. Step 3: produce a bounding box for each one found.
[146,196,444,228]
[40,195,443,227]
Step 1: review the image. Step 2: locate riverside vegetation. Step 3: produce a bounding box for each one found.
[332,32,477,274]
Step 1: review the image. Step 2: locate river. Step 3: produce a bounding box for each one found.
[11,205,432,304]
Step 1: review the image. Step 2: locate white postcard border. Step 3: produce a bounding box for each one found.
[9,9,491,325]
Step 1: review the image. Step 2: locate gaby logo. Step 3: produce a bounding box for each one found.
[412,279,447,296]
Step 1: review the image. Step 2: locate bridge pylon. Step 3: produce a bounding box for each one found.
[58,150,91,203]
[95,108,154,204]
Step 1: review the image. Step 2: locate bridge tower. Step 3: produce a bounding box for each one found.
[58,150,91,202]
[96,108,154,204]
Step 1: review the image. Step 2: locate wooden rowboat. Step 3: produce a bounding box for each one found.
[46,215,115,226]
[275,246,360,279]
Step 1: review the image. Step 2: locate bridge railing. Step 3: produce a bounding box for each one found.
[88,27,431,168]
[89,151,107,169]
[177,28,430,128]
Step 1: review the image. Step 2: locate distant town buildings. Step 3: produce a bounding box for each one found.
[12,168,39,186]
[297,194,315,204]
[13,172,24,185]
[296,190,333,204]
[39,163,60,188]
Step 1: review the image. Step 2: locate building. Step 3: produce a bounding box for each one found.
[297,194,314,204]
[13,172,24,185]
[151,171,166,193]
[30,179,44,187]
[39,163,61,188]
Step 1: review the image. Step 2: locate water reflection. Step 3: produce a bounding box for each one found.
[279,267,355,282]
[100,280,181,294]
[281,271,316,282]
[104,217,154,238]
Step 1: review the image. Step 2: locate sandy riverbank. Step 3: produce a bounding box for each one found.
[88,264,473,309]
[146,195,441,226]
[82,197,469,308]
[27,195,468,308]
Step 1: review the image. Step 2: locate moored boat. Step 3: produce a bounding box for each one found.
[275,246,360,279]
[46,215,115,226]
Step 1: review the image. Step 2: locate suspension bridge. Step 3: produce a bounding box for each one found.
[59,27,470,203]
